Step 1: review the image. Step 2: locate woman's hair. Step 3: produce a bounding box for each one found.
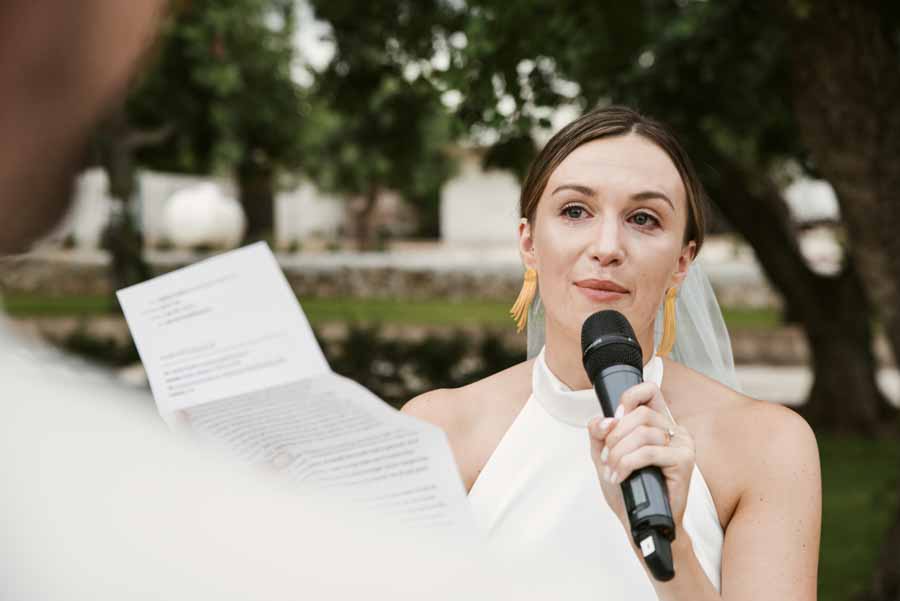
[519,105,707,253]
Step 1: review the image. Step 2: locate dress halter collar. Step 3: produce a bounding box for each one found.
[532,347,663,428]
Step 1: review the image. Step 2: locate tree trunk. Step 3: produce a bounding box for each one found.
[354,185,380,251]
[712,156,892,434]
[784,2,900,598]
[802,267,893,434]
[96,107,151,295]
[789,0,900,384]
[237,157,274,243]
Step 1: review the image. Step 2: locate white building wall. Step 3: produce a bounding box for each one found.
[52,162,840,253]
[58,168,114,249]
[275,182,345,249]
[440,153,520,246]
[46,169,214,250]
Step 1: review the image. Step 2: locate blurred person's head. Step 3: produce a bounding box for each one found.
[517,105,708,365]
[0,0,165,254]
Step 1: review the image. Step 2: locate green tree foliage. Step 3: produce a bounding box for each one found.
[301,1,461,246]
[128,0,305,239]
[131,0,302,172]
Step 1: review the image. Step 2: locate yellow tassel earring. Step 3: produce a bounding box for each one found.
[510,268,537,333]
[658,287,678,357]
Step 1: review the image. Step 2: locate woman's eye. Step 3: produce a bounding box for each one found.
[562,205,587,219]
[631,212,660,228]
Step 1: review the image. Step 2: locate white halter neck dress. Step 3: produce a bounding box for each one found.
[468,348,723,597]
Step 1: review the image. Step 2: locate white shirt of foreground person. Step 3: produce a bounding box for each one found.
[470,348,722,597]
[0,317,625,601]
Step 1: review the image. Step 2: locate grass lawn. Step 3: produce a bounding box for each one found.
[1,294,783,329]
[2,294,117,317]
[818,433,900,601]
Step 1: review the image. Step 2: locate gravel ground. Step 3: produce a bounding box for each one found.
[737,365,900,407]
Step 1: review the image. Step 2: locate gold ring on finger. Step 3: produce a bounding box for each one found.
[665,427,676,446]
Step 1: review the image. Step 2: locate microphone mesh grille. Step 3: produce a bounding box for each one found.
[581,310,643,379]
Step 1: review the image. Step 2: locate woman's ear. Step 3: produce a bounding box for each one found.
[671,240,696,288]
[518,218,537,270]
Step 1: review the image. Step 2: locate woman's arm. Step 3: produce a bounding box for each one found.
[711,403,821,600]
[649,403,821,600]
[590,391,821,600]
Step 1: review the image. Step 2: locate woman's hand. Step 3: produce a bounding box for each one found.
[587,382,695,535]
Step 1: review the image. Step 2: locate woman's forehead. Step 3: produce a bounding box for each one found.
[544,134,686,208]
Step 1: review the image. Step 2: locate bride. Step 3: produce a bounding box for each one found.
[403,106,820,600]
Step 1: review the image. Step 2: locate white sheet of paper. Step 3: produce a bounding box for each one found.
[117,242,329,416]
[185,373,473,531]
[117,243,476,535]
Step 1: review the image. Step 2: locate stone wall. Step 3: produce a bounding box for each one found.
[0,246,782,307]
[0,252,112,296]
[0,251,526,300]
[6,314,895,368]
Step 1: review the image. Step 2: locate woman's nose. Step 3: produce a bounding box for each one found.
[587,219,625,266]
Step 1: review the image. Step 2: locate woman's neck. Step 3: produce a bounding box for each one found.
[543,317,656,391]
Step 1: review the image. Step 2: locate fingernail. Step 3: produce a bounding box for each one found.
[603,466,611,482]
[614,405,624,420]
[271,450,293,470]
[600,417,613,432]
[611,471,620,484]
[600,446,608,464]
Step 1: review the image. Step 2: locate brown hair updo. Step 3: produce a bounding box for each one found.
[519,105,708,253]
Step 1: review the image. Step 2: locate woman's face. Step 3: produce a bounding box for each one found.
[519,133,695,350]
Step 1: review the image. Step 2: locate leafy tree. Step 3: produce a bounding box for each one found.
[302,1,461,249]
[128,0,305,241]
[782,2,900,598]
[607,0,895,434]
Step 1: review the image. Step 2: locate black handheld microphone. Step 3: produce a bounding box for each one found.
[581,309,676,582]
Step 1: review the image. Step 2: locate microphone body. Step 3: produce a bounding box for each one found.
[593,362,675,581]
[582,311,676,582]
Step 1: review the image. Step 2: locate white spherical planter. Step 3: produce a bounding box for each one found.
[162,183,246,250]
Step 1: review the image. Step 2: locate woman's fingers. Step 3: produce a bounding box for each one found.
[604,424,668,468]
[588,416,616,461]
[617,382,661,415]
[618,381,675,426]
[598,382,690,486]
[589,416,616,443]
[604,404,672,450]
[611,444,692,484]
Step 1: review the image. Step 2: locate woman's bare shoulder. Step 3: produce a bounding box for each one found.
[662,359,819,528]
[401,359,535,491]
[664,358,816,452]
[660,357,753,419]
[400,358,534,435]
[666,362,821,592]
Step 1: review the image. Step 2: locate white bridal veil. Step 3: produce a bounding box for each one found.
[526,262,741,392]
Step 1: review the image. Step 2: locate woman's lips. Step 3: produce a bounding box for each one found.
[574,280,629,302]
[576,287,628,302]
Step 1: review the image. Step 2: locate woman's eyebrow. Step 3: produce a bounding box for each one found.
[631,190,675,211]
[551,183,596,197]
[551,184,675,211]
